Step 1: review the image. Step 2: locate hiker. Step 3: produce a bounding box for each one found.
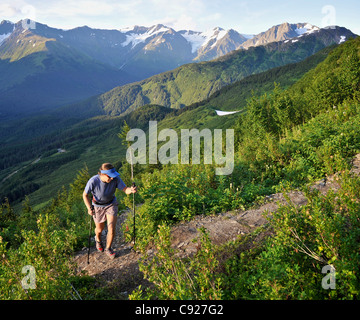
[82,163,137,259]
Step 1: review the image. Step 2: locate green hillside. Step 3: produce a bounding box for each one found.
[0,27,134,118]
[197,44,335,112]
[0,105,173,210]
[1,35,360,300]
[69,27,355,117]
[0,44,334,210]
[120,36,360,300]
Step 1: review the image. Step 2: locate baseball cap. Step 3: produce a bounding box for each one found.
[100,168,120,178]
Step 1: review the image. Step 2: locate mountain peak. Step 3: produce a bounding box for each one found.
[0,20,15,36]
[213,26,224,32]
[119,24,172,49]
[239,22,321,48]
[150,24,169,31]
[1,20,14,26]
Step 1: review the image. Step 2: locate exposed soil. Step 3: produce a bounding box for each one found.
[73,154,360,298]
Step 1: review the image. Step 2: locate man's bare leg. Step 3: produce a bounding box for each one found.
[106,214,117,249]
[95,222,105,243]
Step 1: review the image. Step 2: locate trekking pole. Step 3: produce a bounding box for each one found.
[132,182,136,245]
[129,147,136,246]
[87,205,95,264]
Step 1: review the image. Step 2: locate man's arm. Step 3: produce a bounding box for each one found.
[83,191,94,215]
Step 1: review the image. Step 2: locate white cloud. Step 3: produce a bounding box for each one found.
[153,14,199,31]
[0,0,33,20]
[37,0,114,17]
[1,0,358,36]
[0,0,227,31]
[0,3,18,17]
[149,0,206,15]
[0,0,145,29]
[147,0,207,30]
[198,13,222,29]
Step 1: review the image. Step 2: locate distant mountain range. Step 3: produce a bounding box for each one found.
[65,25,357,117]
[0,19,357,118]
[0,20,135,117]
[0,20,332,77]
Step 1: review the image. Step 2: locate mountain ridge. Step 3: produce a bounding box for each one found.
[1,20,346,79]
[0,21,136,118]
[0,20,357,118]
[65,25,356,117]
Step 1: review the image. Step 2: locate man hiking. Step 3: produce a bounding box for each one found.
[83,163,137,259]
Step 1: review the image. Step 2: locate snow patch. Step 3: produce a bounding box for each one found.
[181,31,207,53]
[339,35,346,44]
[182,27,227,53]
[121,26,170,48]
[215,110,241,116]
[210,29,227,48]
[295,24,320,36]
[0,32,11,45]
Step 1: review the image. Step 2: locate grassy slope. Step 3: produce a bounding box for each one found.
[156,44,333,132]
[70,28,347,117]
[0,44,334,211]
[0,30,134,118]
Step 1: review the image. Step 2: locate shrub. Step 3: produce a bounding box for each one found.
[130,225,223,300]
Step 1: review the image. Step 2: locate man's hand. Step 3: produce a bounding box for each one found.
[124,184,137,195]
[87,205,95,216]
[130,183,137,194]
[83,191,95,216]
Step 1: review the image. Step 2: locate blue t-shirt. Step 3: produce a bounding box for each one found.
[84,175,126,207]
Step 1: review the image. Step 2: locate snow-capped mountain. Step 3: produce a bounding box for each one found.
[1,20,354,81]
[0,20,135,116]
[118,24,248,58]
[0,19,356,118]
[115,25,252,77]
[180,27,250,61]
[240,22,320,48]
[0,20,251,80]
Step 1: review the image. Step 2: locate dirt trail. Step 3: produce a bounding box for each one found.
[73,154,360,298]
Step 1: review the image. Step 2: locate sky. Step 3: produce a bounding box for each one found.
[0,0,359,35]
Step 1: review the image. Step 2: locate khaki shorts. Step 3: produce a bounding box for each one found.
[93,202,118,224]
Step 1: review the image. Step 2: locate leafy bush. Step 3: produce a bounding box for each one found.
[0,167,91,299]
[130,225,223,300]
[132,170,360,300]
[123,164,243,250]
[0,213,78,299]
[221,171,360,300]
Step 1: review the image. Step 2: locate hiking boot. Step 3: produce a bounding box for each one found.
[105,247,116,259]
[95,237,104,252]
